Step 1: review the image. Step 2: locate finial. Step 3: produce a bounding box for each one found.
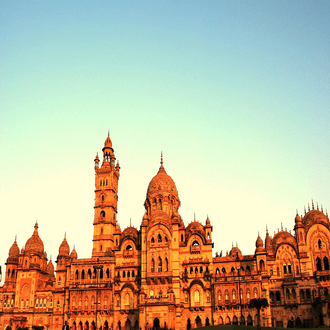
[130,218,132,227]
[236,241,238,247]
[317,202,319,210]
[160,152,163,166]
[194,213,196,221]
[232,242,234,247]
[266,224,268,233]
[64,232,66,239]
[308,203,310,212]
[15,234,17,241]
[281,223,283,231]
[108,129,110,137]
[312,199,314,210]
[296,209,298,215]
[304,206,306,214]
[321,205,324,212]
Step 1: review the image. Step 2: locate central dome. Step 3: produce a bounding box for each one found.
[25,223,44,254]
[147,157,178,199]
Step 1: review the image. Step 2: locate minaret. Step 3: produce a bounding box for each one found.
[92,132,120,257]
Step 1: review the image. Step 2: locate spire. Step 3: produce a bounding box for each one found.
[312,199,314,210]
[266,224,268,233]
[157,151,165,173]
[308,203,310,212]
[317,202,319,210]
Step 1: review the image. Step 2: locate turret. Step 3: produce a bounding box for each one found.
[92,132,120,257]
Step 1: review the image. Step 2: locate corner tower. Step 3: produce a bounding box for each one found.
[92,133,120,257]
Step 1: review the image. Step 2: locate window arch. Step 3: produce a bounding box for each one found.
[194,290,200,303]
[324,257,329,270]
[151,259,155,272]
[158,257,162,272]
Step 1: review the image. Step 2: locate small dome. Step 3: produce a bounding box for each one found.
[205,216,211,226]
[59,236,70,256]
[295,213,301,223]
[9,238,20,258]
[70,248,78,259]
[25,223,44,253]
[229,245,242,257]
[256,235,263,248]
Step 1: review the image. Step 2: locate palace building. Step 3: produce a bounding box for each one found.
[1,134,330,330]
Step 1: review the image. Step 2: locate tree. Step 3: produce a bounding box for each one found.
[248,298,269,330]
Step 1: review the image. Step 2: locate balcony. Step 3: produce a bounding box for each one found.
[190,245,201,254]
[123,250,134,258]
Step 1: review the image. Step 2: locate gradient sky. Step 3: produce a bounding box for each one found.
[1,1,330,284]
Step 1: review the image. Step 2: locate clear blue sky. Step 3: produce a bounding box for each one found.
[1,1,330,283]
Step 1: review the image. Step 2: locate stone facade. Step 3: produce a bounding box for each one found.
[1,134,330,330]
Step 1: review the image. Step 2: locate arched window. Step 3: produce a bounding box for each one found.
[150,290,154,298]
[324,257,329,270]
[232,290,236,300]
[125,292,130,306]
[123,271,126,278]
[158,257,162,272]
[190,267,193,274]
[319,239,323,249]
[316,257,322,271]
[259,259,265,271]
[225,290,229,300]
[100,211,105,218]
[218,291,221,301]
[58,277,61,286]
[88,269,92,279]
[286,288,290,300]
[277,267,280,276]
[181,234,184,242]
[200,266,203,273]
[81,269,85,280]
[165,258,169,272]
[151,259,155,272]
[292,288,296,300]
[75,270,79,280]
[247,289,250,299]
[158,198,162,210]
[151,237,155,243]
[222,267,226,273]
[158,234,162,242]
[127,271,130,278]
[106,268,110,278]
[216,268,220,274]
[194,290,200,303]
[254,288,258,298]
[246,265,251,273]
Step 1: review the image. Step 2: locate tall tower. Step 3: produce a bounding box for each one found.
[92,133,120,257]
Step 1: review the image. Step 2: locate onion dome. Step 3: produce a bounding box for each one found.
[256,235,263,248]
[25,222,44,253]
[59,235,70,256]
[205,216,211,227]
[255,235,266,253]
[47,259,54,274]
[8,238,20,258]
[147,154,179,201]
[295,213,301,224]
[70,247,78,259]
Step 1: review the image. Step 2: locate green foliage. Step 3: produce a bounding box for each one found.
[248,297,269,310]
